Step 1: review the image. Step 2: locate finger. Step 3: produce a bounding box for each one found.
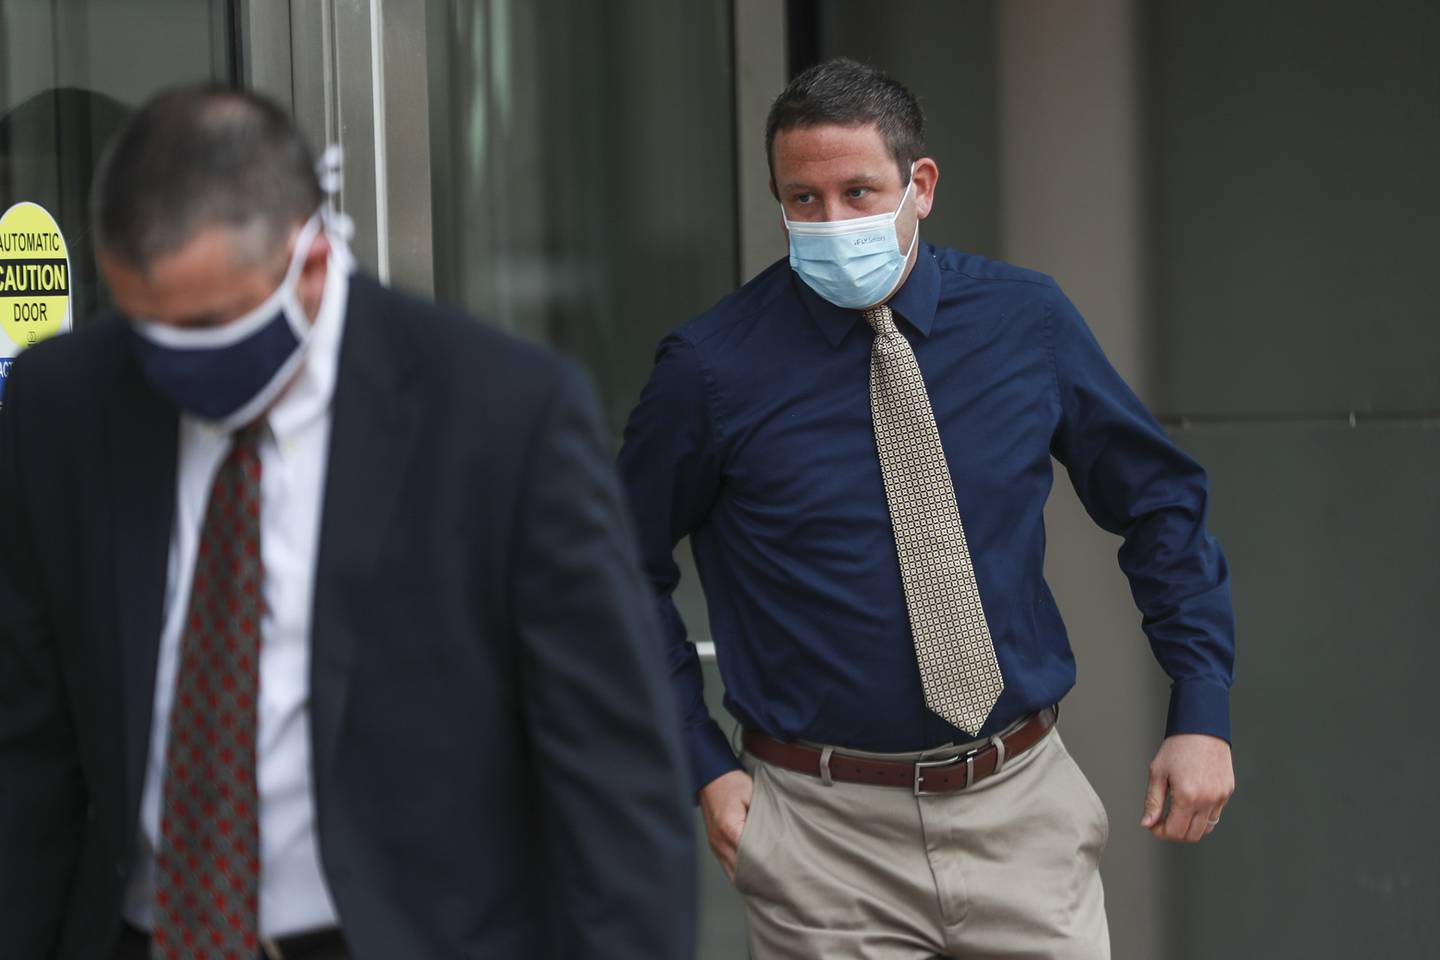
[1201,801,1225,837]
[1182,808,1209,843]
[707,820,738,874]
[708,832,732,876]
[1160,795,1196,842]
[713,828,739,881]
[1140,768,1168,828]
[722,810,751,883]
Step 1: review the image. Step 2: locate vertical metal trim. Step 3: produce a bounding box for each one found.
[283,0,430,291]
[368,0,390,281]
[374,0,433,295]
[732,0,788,283]
[292,0,379,273]
[725,0,741,288]
[321,0,339,148]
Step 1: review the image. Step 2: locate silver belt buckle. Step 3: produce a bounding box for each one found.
[913,746,981,796]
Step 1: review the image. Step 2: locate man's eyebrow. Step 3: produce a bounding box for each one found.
[780,175,884,191]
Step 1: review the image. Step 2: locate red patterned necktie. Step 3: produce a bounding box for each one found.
[153,422,264,959]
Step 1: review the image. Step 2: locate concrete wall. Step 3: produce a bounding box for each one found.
[1146,1,1440,954]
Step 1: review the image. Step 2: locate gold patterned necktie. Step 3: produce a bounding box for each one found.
[153,421,265,959]
[863,303,1004,734]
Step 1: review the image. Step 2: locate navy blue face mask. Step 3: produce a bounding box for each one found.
[129,214,322,430]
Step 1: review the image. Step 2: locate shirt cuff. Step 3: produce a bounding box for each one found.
[686,718,741,799]
[1165,679,1232,744]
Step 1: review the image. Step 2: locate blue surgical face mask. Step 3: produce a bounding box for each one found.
[130,214,323,430]
[784,169,918,309]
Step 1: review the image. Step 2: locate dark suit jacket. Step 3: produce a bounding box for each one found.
[0,274,696,959]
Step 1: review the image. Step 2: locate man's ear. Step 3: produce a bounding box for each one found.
[296,232,332,320]
[911,158,939,220]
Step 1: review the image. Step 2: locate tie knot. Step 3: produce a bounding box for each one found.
[231,419,267,452]
[863,304,897,335]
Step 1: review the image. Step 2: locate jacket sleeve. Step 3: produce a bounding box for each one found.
[508,359,696,960]
[1047,290,1236,742]
[0,353,87,955]
[616,334,738,796]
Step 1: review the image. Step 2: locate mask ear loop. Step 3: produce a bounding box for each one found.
[862,165,921,308]
[284,214,325,282]
[276,214,326,337]
[892,164,920,261]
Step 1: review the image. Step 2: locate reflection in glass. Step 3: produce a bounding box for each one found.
[0,0,235,328]
[426,0,739,439]
[425,3,743,953]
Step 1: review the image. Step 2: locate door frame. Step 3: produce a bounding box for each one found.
[236,0,433,295]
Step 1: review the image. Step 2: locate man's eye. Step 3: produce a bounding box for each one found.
[794,193,814,205]
[847,187,869,199]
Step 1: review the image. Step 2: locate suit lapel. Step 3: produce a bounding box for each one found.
[107,354,178,834]
[310,276,421,778]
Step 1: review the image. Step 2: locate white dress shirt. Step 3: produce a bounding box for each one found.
[124,249,352,937]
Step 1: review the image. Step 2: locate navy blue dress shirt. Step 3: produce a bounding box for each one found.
[618,244,1235,795]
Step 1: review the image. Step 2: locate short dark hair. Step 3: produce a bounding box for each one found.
[765,58,926,187]
[92,84,321,270]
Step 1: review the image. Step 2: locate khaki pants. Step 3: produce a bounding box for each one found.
[734,726,1110,959]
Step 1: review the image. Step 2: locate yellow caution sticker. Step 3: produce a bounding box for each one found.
[0,200,71,348]
[0,201,72,406]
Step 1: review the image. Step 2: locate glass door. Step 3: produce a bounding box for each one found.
[0,0,236,403]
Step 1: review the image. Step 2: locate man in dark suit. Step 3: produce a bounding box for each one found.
[0,85,695,959]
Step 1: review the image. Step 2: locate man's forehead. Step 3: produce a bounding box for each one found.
[100,225,274,322]
[772,122,897,180]
[149,225,257,276]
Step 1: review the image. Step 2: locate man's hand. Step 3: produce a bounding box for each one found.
[1141,734,1235,843]
[699,769,754,881]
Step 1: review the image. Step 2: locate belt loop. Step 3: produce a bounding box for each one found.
[818,746,835,787]
[989,733,1008,776]
[261,939,284,960]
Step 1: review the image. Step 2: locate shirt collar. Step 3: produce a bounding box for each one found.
[792,243,942,349]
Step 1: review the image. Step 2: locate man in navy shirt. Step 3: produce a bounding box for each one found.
[620,58,1235,958]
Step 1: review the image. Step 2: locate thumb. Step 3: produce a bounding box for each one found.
[1141,766,1168,828]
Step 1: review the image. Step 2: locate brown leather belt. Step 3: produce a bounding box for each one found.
[742,705,1058,796]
